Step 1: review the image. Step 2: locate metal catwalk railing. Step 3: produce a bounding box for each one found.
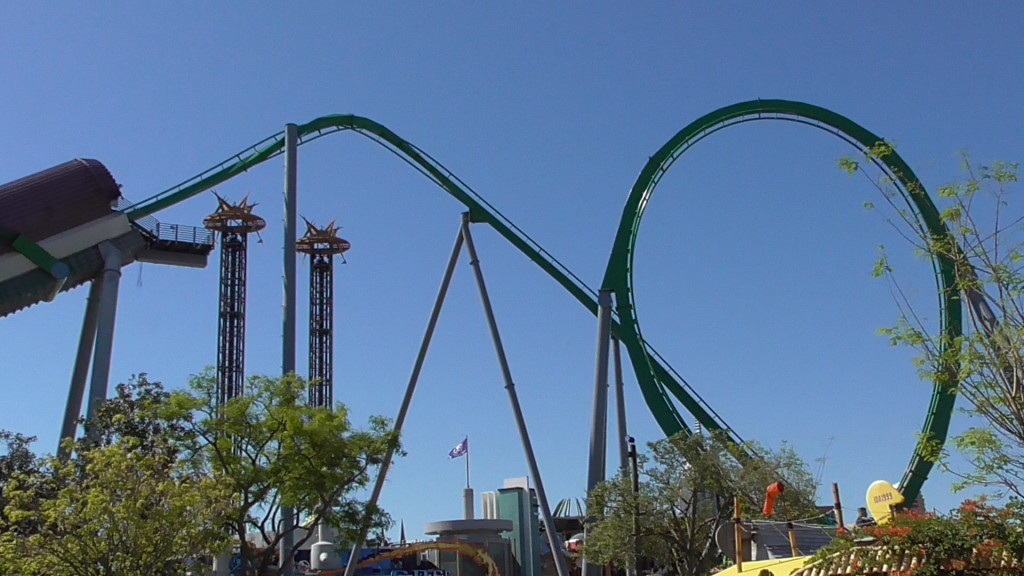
[116,197,213,248]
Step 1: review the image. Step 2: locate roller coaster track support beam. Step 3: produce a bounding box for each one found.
[281,123,299,576]
[58,280,103,457]
[85,241,122,441]
[588,290,613,491]
[343,227,465,576]
[461,213,570,576]
[615,339,636,576]
[613,337,629,473]
[583,289,613,576]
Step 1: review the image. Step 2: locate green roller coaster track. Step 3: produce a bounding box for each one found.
[601,100,961,505]
[122,99,961,505]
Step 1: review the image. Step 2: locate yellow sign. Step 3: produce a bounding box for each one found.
[866,480,904,525]
[712,557,810,576]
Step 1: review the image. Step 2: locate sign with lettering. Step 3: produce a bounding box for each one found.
[866,480,904,525]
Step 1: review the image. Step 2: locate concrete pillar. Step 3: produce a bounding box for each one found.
[464,487,475,519]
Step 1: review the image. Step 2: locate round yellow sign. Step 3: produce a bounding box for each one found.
[866,480,905,525]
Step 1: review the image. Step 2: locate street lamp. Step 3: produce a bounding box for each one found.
[626,436,639,576]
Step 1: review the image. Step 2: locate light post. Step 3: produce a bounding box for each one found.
[627,436,640,576]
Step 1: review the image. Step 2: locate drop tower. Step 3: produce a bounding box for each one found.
[204,195,266,408]
[296,219,350,408]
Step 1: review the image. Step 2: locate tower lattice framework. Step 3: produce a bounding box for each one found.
[297,219,350,409]
[204,195,265,409]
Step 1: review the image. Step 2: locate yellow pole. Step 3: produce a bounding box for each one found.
[733,497,743,573]
[787,522,800,557]
[784,503,799,557]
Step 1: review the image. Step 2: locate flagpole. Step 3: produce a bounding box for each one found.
[460,437,473,520]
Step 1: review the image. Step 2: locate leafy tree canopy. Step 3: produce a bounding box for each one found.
[165,369,400,574]
[0,371,399,576]
[0,430,39,527]
[585,432,818,576]
[0,375,231,576]
[843,150,1024,498]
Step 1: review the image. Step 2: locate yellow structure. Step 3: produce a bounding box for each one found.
[318,541,501,576]
[865,481,904,525]
[713,556,811,576]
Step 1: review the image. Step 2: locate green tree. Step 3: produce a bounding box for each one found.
[843,151,1024,497]
[78,374,194,457]
[0,377,231,576]
[584,432,818,576]
[0,430,40,528]
[167,370,399,575]
[0,441,232,576]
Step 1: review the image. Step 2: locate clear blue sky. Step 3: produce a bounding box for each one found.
[2,3,1023,538]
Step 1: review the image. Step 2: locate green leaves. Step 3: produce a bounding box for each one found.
[839,157,861,176]
[849,151,1024,498]
[0,383,232,576]
[177,369,399,573]
[872,246,891,278]
[813,498,1024,576]
[584,433,818,576]
[0,371,399,576]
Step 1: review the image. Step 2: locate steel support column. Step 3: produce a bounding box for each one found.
[583,289,613,576]
[59,279,103,454]
[461,214,569,576]
[587,290,613,490]
[613,337,629,473]
[343,228,464,576]
[85,242,122,440]
[280,123,298,576]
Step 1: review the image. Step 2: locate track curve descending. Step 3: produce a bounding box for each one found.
[124,113,737,469]
[125,115,599,318]
[602,99,962,504]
